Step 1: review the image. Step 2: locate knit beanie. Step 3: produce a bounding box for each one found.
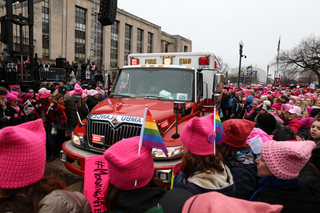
[256,113,277,134]
[247,95,254,103]
[74,84,83,95]
[6,93,18,104]
[39,91,51,99]
[311,108,320,118]
[222,119,255,148]
[81,93,88,99]
[271,103,282,111]
[22,93,33,103]
[306,107,313,117]
[0,119,46,189]
[103,136,154,190]
[180,114,216,155]
[182,191,283,213]
[261,140,315,180]
[281,95,289,102]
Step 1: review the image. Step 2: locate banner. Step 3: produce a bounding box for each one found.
[84,155,109,212]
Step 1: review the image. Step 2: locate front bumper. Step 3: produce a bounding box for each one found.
[60,140,182,183]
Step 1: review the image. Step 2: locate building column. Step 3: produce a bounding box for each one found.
[118,21,125,67]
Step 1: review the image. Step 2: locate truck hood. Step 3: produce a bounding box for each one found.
[90,98,182,122]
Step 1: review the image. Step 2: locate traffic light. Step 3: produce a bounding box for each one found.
[98,0,117,26]
[0,16,8,44]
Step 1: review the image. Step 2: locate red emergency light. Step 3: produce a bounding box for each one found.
[131,58,139,65]
[199,57,209,65]
[215,61,218,68]
[159,120,169,129]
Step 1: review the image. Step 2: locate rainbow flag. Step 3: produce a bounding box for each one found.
[214,108,226,145]
[139,106,168,157]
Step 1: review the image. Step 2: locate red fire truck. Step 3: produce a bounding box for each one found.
[60,52,224,185]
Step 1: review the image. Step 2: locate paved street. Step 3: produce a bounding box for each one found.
[45,158,83,192]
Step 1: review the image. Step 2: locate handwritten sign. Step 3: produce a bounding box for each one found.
[22,100,34,115]
[248,136,264,154]
[84,155,109,212]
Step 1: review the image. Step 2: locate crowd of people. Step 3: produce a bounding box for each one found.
[0,80,106,162]
[1,83,320,212]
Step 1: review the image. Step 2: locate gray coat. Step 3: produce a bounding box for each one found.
[65,95,88,126]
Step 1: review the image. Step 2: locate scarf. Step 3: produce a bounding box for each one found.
[57,103,68,121]
[246,108,255,118]
[12,105,20,113]
[249,176,300,201]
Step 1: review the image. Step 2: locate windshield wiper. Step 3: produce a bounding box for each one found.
[144,95,165,100]
[111,94,134,98]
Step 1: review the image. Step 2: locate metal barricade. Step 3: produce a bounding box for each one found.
[39,67,66,82]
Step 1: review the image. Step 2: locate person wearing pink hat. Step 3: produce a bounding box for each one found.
[287,106,303,134]
[21,93,41,122]
[39,90,67,162]
[103,136,193,213]
[87,89,102,112]
[65,83,88,133]
[5,92,25,127]
[250,140,320,212]
[0,86,10,129]
[294,99,307,113]
[0,119,91,213]
[174,114,235,196]
[218,119,258,200]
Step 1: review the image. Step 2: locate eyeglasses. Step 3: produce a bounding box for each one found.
[14,100,19,103]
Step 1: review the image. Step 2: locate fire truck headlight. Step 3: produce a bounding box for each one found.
[72,132,84,146]
[152,146,184,159]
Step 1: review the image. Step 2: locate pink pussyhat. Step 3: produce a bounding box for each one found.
[74,83,83,95]
[39,91,51,99]
[261,140,315,179]
[246,128,273,146]
[0,119,46,189]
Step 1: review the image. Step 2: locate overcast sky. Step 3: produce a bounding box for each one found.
[118,0,320,73]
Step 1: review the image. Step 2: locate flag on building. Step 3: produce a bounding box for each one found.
[249,69,253,75]
[247,65,252,70]
[214,108,226,145]
[139,106,168,157]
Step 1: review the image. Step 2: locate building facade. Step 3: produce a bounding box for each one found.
[230,66,267,85]
[1,0,192,75]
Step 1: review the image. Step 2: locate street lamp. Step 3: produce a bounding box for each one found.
[266,64,269,85]
[237,40,245,88]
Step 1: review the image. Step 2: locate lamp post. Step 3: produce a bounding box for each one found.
[237,40,244,88]
[266,64,269,85]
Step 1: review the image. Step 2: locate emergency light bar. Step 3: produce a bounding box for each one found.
[131,58,139,65]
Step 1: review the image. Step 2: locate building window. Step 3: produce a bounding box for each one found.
[165,43,168,53]
[137,28,143,53]
[96,22,103,69]
[75,6,86,62]
[42,0,49,59]
[184,45,188,52]
[147,32,153,53]
[110,21,119,68]
[124,24,132,65]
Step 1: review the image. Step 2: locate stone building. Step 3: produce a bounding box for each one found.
[0,0,191,78]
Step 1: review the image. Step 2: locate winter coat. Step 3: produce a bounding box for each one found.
[105,187,192,213]
[227,152,260,200]
[288,118,302,134]
[65,95,88,126]
[38,190,91,213]
[58,86,67,96]
[252,176,320,213]
[271,126,292,141]
[87,95,100,112]
[296,117,314,140]
[298,163,320,196]
[5,103,25,126]
[180,162,235,196]
[311,145,320,172]
[0,102,9,129]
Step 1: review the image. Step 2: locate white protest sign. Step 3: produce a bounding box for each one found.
[248,135,264,154]
[22,100,34,115]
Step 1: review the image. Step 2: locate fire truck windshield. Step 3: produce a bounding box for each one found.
[111,68,194,102]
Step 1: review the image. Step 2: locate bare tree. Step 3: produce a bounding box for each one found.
[275,35,320,84]
[216,56,230,74]
[279,68,298,85]
[298,69,317,84]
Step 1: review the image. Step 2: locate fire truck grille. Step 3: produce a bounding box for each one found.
[87,120,142,149]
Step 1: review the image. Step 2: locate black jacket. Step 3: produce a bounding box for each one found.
[298,163,320,196]
[87,95,100,112]
[254,184,320,213]
[0,103,9,129]
[65,95,88,126]
[58,86,67,96]
[296,128,310,140]
[104,188,193,213]
[5,103,25,126]
[227,160,260,200]
[311,146,320,172]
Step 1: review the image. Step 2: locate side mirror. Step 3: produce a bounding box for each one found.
[172,102,186,139]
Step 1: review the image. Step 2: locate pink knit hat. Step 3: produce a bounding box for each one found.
[39,91,51,99]
[180,114,216,155]
[6,93,18,104]
[81,93,88,99]
[103,136,154,190]
[271,103,282,111]
[74,84,83,95]
[261,140,315,180]
[0,119,46,189]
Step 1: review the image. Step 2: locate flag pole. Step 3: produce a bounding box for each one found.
[276,35,281,79]
[213,107,216,155]
[138,105,148,155]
